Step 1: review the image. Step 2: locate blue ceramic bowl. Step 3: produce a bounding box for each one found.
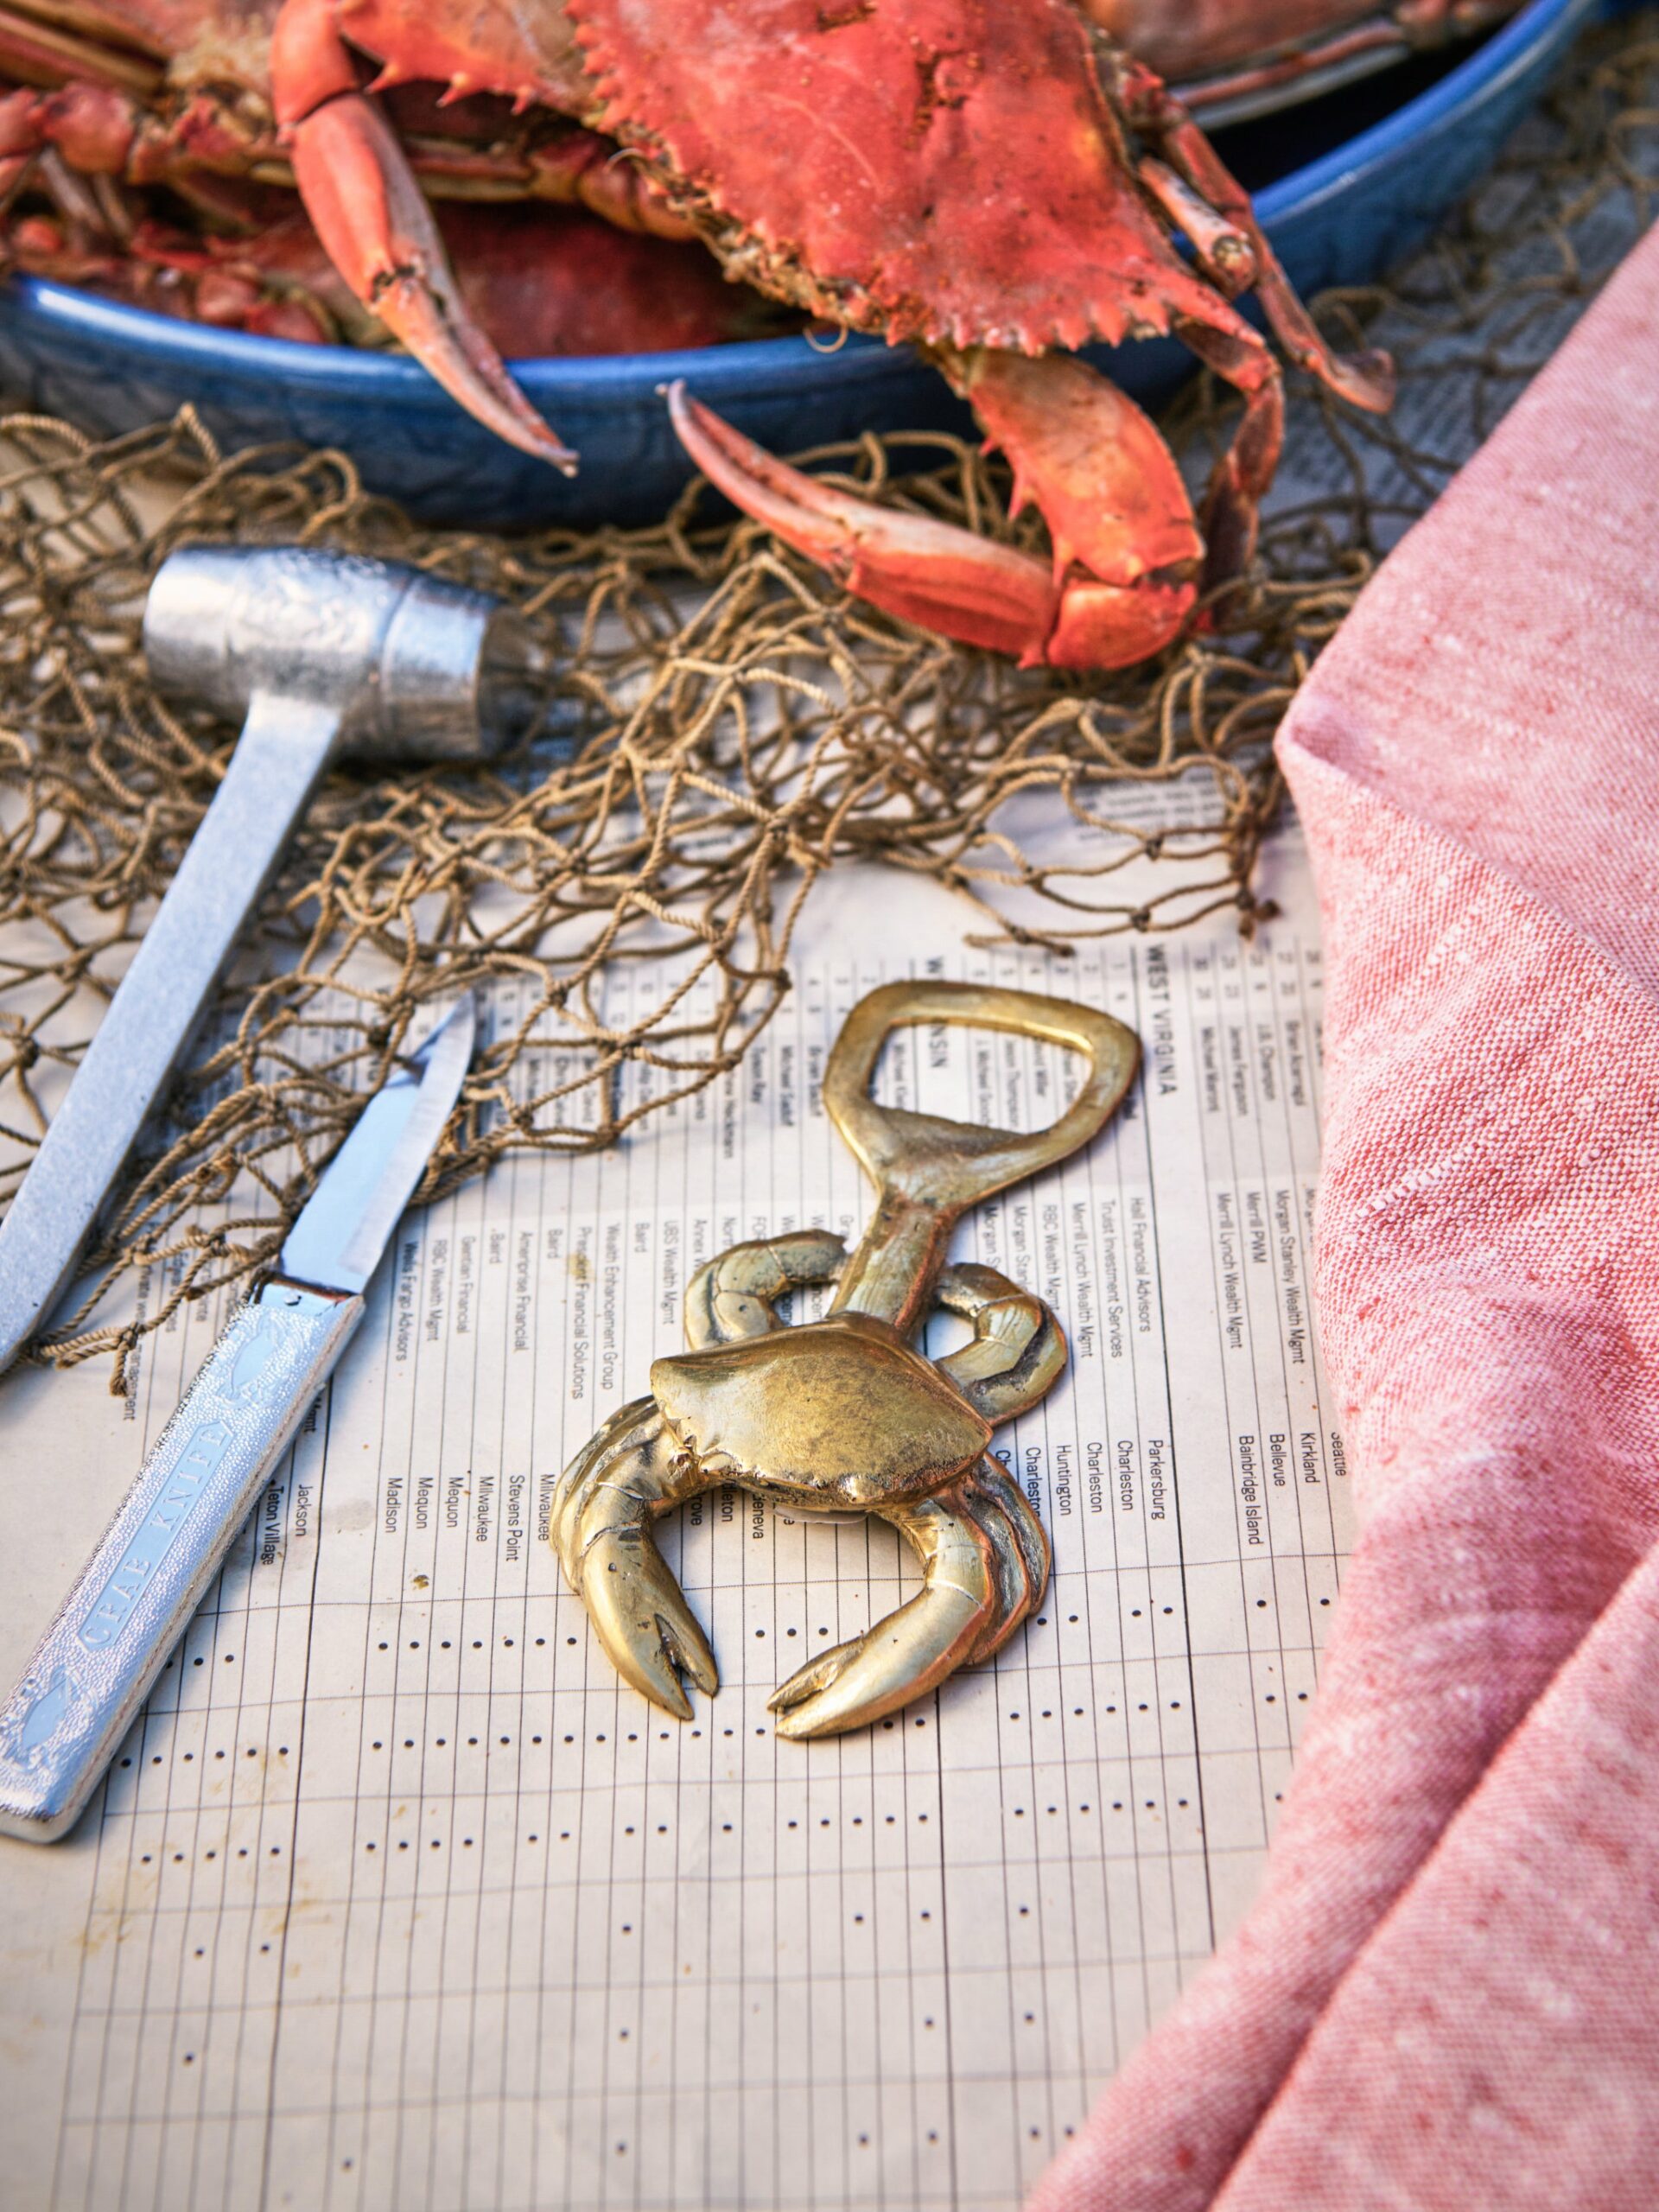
[0,0,1598,526]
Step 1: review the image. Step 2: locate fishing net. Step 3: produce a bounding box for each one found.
[0,11,1654,1389]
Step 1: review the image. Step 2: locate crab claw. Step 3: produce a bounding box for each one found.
[270,0,574,472]
[582,1522,720,1721]
[768,1491,997,1738]
[549,1395,720,1720]
[768,1463,1048,1739]
[950,348,1204,669]
[667,348,1201,672]
[286,94,575,471]
[667,379,1061,661]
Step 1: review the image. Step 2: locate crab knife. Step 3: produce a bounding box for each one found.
[0,995,475,1844]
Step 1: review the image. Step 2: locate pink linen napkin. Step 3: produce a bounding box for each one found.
[1032,222,1659,2211]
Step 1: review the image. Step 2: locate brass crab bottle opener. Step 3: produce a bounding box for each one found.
[550,981,1141,1738]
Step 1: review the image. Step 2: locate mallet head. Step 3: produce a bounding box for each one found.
[142,543,545,761]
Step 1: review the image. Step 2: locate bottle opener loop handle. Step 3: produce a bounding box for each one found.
[822,981,1141,1216]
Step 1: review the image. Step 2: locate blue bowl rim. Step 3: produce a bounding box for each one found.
[3,0,1586,408]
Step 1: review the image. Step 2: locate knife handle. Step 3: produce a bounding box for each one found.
[0,1279,363,1842]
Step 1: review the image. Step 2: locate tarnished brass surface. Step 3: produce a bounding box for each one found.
[549,981,1141,1738]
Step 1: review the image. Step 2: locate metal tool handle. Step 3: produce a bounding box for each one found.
[0,1279,362,1842]
[825,982,1141,1336]
[0,695,343,1375]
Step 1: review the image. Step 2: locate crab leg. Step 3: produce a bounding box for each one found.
[768,1487,1001,1739]
[1135,156,1256,294]
[0,4,162,99]
[270,0,574,469]
[668,348,1203,673]
[953,349,1203,668]
[1121,60,1395,418]
[934,1263,1067,1426]
[960,1459,1051,1667]
[769,1455,1052,1737]
[667,380,1060,662]
[1097,3,1525,118]
[1177,315,1287,594]
[683,1229,848,1349]
[549,1394,719,1718]
[0,90,30,207]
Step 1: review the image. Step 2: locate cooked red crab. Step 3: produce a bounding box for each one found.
[0,0,741,353]
[264,0,1395,671]
[0,1,1401,671]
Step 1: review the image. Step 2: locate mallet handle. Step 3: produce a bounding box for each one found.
[0,694,341,1373]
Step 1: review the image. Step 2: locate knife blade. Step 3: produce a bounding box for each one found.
[0,995,476,1843]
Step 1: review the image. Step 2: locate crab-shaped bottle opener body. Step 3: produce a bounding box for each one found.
[550,981,1140,1738]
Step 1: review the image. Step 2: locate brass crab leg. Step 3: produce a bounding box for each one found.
[769,1487,1001,1740]
[960,1459,1051,1664]
[548,1395,718,1719]
[768,1459,1049,1736]
[683,1230,847,1349]
[934,1262,1067,1426]
[688,1234,1071,1421]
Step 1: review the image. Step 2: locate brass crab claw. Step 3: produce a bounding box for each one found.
[549,982,1141,1738]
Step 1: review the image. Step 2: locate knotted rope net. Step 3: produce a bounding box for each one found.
[1,12,1654,1389]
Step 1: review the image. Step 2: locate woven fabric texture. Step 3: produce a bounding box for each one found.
[1032,199,1659,2212]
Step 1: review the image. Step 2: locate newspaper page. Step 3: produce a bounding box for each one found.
[0,817,1347,2212]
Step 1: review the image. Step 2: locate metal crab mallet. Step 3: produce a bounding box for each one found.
[550,980,1141,1739]
[0,544,543,1376]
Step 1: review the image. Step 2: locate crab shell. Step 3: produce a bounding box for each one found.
[568,0,1231,355]
[264,0,1231,444]
[650,1313,995,1513]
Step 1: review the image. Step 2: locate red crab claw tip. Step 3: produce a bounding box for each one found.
[667,381,1062,664]
[1330,346,1396,416]
[290,94,575,474]
[953,349,1205,587]
[1045,576,1197,672]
